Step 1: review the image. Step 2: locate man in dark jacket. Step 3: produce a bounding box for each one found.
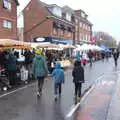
[72,60,84,102]
[87,50,93,66]
[113,49,119,66]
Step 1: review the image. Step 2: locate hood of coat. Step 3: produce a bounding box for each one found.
[74,60,81,67]
[35,55,43,60]
[55,61,61,69]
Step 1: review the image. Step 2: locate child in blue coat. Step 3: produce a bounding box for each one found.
[52,61,65,100]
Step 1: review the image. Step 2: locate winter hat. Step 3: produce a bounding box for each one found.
[35,49,42,55]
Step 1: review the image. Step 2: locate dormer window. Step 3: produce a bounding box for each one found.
[81,12,85,18]
[51,6,62,17]
[62,12,66,19]
[3,0,11,10]
[71,15,75,22]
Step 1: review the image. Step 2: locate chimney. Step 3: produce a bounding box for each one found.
[74,10,82,17]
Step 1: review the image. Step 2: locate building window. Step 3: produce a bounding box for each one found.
[62,12,66,19]
[53,28,57,35]
[80,22,82,28]
[87,35,90,41]
[86,34,88,41]
[68,31,72,37]
[3,20,12,28]
[85,25,87,30]
[75,19,78,24]
[3,0,11,10]
[81,12,85,18]
[71,15,75,22]
[75,33,78,40]
[86,25,88,30]
[89,26,91,31]
[61,30,64,36]
[83,24,85,29]
[75,26,78,31]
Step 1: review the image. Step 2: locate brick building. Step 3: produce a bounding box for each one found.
[22,0,92,45]
[74,10,92,44]
[23,0,75,44]
[0,0,19,39]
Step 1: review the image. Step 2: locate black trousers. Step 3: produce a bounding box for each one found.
[74,83,82,97]
[8,70,17,86]
[37,76,44,93]
[54,83,62,95]
[89,58,92,66]
[114,59,118,66]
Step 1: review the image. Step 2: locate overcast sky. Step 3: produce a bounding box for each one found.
[18,0,120,41]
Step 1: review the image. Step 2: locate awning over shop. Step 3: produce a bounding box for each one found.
[0,39,32,49]
[34,37,74,45]
[74,44,104,51]
[99,45,107,50]
[30,42,58,48]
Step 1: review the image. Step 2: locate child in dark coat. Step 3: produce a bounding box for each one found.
[72,60,84,101]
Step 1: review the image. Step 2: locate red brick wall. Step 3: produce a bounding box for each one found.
[0,0,17,39]
[23,0,75,42]
[51,23,74,40]
[24,0,52,42]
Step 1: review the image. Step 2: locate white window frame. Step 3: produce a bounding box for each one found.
[80,22,82,28]
[3,0,11,10]
[3,20,12,29]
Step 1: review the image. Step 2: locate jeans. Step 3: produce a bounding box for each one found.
[75,83,82,97]
[54,83,62,95]
[37,76,44,93]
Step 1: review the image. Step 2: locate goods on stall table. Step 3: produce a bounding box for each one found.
[51,60,71,68]
[20,66,28,82]
[60,60,71,67]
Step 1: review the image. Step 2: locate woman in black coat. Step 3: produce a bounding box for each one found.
[72,60,84,100]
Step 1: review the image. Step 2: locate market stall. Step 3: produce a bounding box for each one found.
[30,42,74,73]
[0,39,32,90]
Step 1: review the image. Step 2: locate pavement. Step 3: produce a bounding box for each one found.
[0,58,120,120]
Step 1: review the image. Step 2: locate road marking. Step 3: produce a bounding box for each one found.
[0,82,36,98]
[66,74,105,118]
[66,84,95,118]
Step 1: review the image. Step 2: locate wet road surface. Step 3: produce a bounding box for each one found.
[69,73,118,120]
[0,58,120,120]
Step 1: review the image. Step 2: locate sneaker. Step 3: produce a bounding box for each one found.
[77,97,81,102]
[54,95,57,101]
[37,92,40,97]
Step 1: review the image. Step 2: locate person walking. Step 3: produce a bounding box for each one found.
[7,50,17,88]
[87,50,93,66]
[32,49,48,96]
[72,60,84,102]
[52,61,65,101]
[113,49,119,67]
